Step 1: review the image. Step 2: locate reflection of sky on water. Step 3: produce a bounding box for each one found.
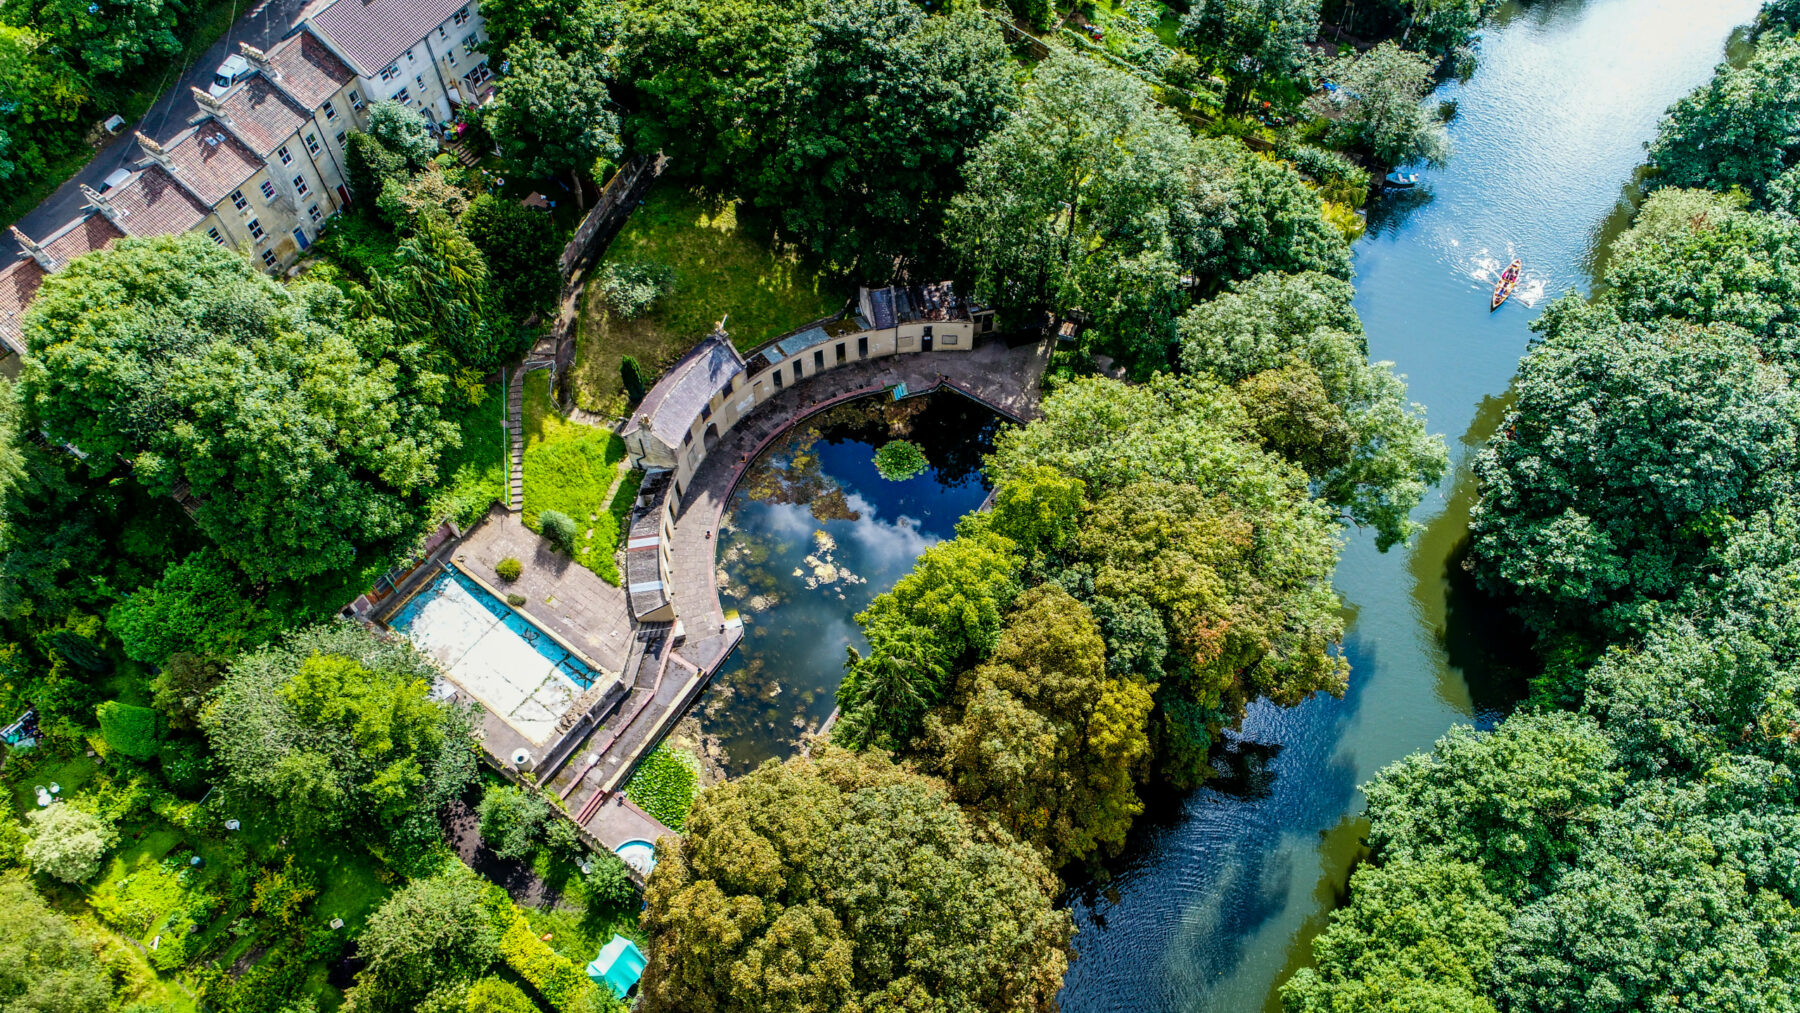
[695,393,999,773]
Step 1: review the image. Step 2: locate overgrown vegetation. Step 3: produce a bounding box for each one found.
[520,372,632,583]
[622,746,699,831]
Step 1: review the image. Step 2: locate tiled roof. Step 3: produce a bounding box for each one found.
[0,259,46,354]
[624,333,745,450]
[162,125,263,205]
[109,167,210,237]
[309,0,467,76]
[40,214,126,266]
[267,31,355,109]
[218,75,310,156]
[626,473,673,619]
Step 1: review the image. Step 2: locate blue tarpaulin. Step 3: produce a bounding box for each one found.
[586,934,647,999]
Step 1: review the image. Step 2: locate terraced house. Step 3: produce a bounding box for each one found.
[0,0,495,359]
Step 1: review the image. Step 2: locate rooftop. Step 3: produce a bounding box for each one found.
[157,124,264,206]
[39,213,127,266]
[109,167,211,237]
[265,32,357,109]
[624,332,745,451]
[306,0,469,75]
[0,260,46,355]
[860,281,966,330]
[216,74,312,156]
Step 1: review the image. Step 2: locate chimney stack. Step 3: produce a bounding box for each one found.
[240,42,279,81]
[9,226,54,270]
[80,184,122,226]
[135,132,176,172]
[191,86,230,126]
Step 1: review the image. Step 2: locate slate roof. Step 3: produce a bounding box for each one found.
[0,259,46,355]
[267,31,356,109]
[161,125,263,205]
[110,167,211,237]
[218,75,311,156]
[623,333,744,451]
[307,0,468,76]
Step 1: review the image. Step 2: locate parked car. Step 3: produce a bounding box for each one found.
[209,54,252,98]
[97,168,133,193]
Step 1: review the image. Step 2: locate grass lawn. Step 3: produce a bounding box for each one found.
[10,753,99,813]
[520,371,633,584]
[570,185,849,416]
[517,851,645,968]
[433,383,509,527]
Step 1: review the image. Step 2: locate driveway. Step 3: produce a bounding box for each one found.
[0,0,314,260]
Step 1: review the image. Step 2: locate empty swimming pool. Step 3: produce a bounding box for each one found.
[390,566,607,745]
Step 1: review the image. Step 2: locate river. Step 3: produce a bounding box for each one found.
[1055,2,1764,1010]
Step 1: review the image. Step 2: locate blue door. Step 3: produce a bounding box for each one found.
[292,227,310,251]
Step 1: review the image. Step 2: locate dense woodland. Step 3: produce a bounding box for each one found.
[1286,3,1800,1011]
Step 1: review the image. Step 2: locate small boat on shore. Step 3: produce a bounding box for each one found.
[1491,259,1522,311]
[1384,171,1418,189]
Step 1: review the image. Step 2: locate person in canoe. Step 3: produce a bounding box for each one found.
[1492,259,1522,310]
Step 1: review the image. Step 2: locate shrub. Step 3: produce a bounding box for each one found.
[494,558,523,582]
[478,785,549,861]
[585,852,637,911]
[506,593,527,607]
[96,700,160,760]
[624,746,700,831]
[1279,143,1372,207]
[539,510,579,552]
[597,261,673,319]
[873,440,930,481]
[24,804,116,883]
[464,979,536,1013]
[497,907,612,1013]
[620,356,647,405]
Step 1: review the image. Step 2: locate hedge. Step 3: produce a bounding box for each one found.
[499,906,605,1012]
[96,701,160,760]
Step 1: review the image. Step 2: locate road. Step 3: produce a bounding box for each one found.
[0,0,315,261]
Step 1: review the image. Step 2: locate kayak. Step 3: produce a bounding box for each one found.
[1491,259,1522,311]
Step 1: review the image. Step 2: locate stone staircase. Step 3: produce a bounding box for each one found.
[506,360,555,512]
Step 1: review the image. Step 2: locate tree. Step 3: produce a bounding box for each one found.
[343,864,499,1013]
[204,624,474,841]
[1647,32,1800,203]
[106,547,274,664]
[477,784,550,861]
[1181,0,1322,113]
[461,194,562,321]
[1362,712,1623,900]
[767,1,1018,267]
[637,746,1070,1013]
[1310,43,1450,168]
[1282,860,1508,1013]
[485,37,621,182]
[95,700,159,759]
[151,652,225,732]
[835,529,1022,748]
[620,356,647,404]
[20,235,457,583]
[391,210,520,373]
[462,979,536,1013]
[0,874,116,1012]
[926,585,1154,866]
[346,131,410,201]
[23,804,115,883]
[952,52,1202,370]
[539,510,578,552]
[1467,308,1800,643]
[1179,271,1447,549]
[1188,137,1355,286]
[365,100,437,168]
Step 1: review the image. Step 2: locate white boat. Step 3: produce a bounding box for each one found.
[1384,171,1418,188]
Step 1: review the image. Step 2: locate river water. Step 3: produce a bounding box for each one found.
[1056,2,1762,1010]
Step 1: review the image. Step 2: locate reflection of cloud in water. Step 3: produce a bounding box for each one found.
[841,492,938,575]
[759,501,825,542]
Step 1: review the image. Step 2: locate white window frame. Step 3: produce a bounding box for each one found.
[292,174,309,197]
[305,133,320,155]
[277,145,292,165]
[247,217,265,240]
[259,179,277,202]
[308,204,323,223]
[207,226,225,245]
[322,100,337,121]
[229,189,247,211]
[261,249,278,268]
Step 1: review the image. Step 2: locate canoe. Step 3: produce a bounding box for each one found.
[1491,259,1522,311]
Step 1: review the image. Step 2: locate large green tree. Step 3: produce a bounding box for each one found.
[637,746,1071,1013]
[0,874,119,1012]
[484,37,622,183]
[1181,0,1321,113]
[343,864,499,1013]
[20,235,457,583]
[1310,42,1450,168]
[1647,31,1800,203]
[925,585,1153,867]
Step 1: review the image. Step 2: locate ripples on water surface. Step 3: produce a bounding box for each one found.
[1057,2,1763,1010]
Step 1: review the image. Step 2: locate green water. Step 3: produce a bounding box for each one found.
[1057,2,1764,1010]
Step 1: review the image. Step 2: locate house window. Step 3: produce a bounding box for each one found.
[292,174,309,196]
[700,401,712,422]
[277,145,292,165]
[247,218,265,240]
[305,133,320,155]
[308,204,322,223]
[230,189,247,211]
[260,179,277,201]
[404,48,415,63]
[261,250,278,268]
[335,130,347,147]
[393,87,411,105]
[453,5,470,25]
[446,49,456,66]
[415,73,426,89]
[462,33,478,55]
[438,24,447,38]
[682,430,692,446]
[322,100,337,120]
[379,64,399,81]
[792,362,803,383]
[463,62,491,87]
[857,336,868,358]
[349,90,363,111]
[835,343,846,364]
[207,226,224,245]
